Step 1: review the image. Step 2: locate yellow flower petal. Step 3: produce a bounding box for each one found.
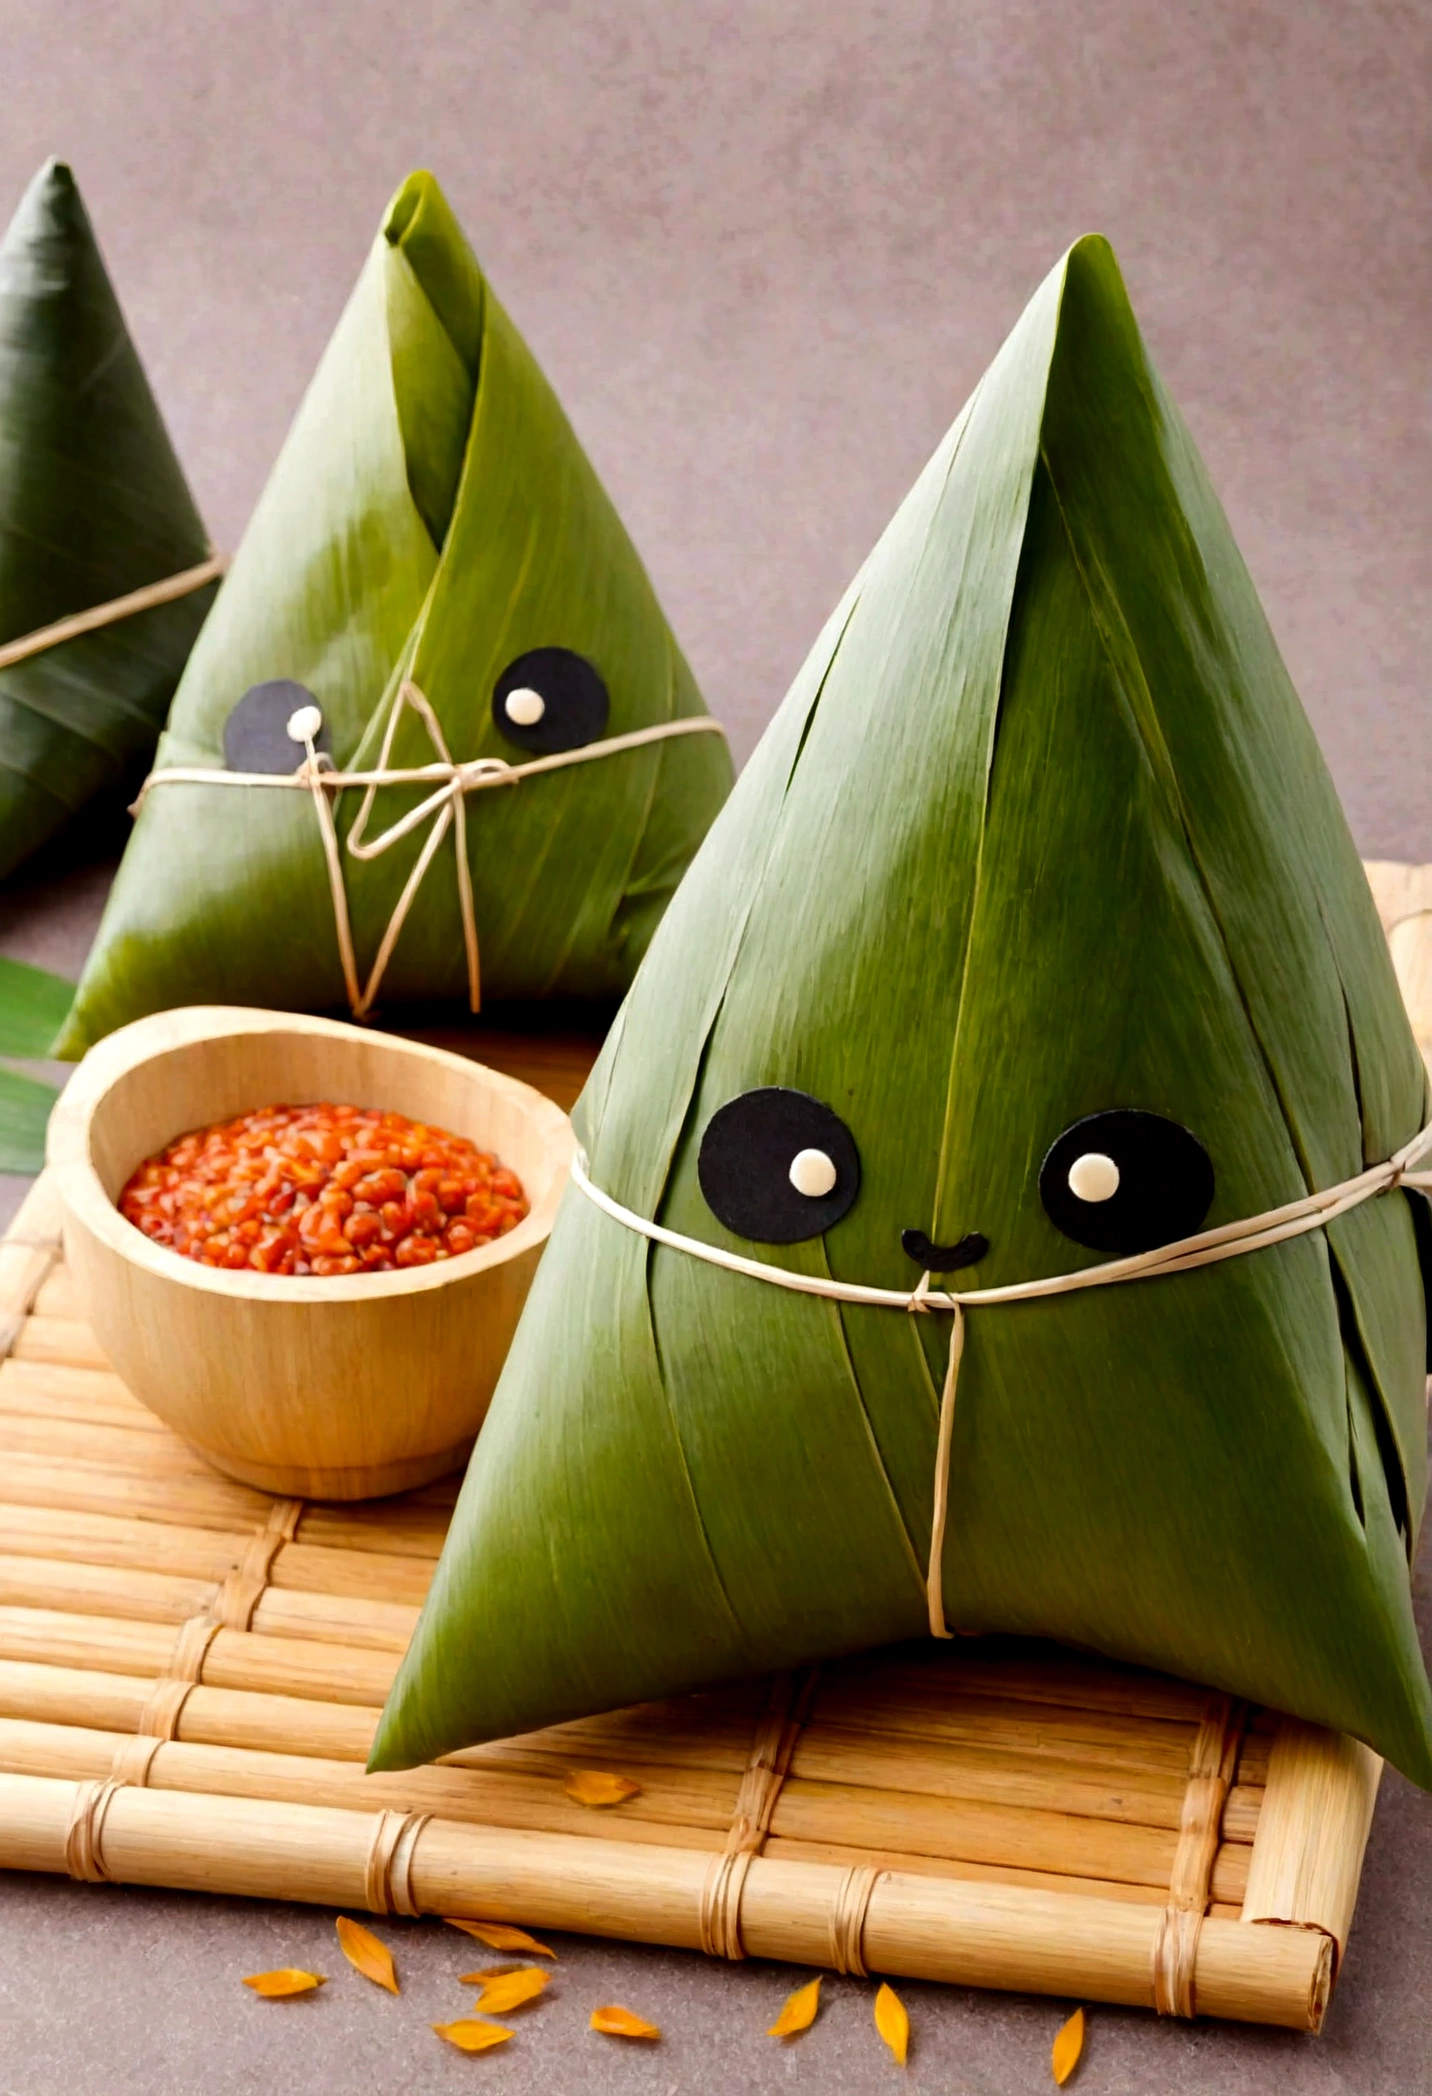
[590,2003,660,2038]
[433,2019,515,2053]
[241,1968,326,1997]
[1052,2006,1086,2085]
[445,1918,557,1958]
[874,1982,909,2065]
[335,1915,398,1994]
[564,1769,642,1808]
[472,1966,551,2014]
[768,1975,822,2038]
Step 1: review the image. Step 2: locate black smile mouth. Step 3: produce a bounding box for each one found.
[901,1228,989,1272]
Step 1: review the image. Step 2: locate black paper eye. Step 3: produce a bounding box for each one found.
[223,680,331,774]
[1040,1109,1214,1255]
[492,648,609,755]
[697,1088,860,1244]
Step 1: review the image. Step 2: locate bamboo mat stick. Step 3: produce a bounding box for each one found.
[0,1361,164,1430]
[761,1833,1181,1907]
[0,1656,756,1776]
[837,1867,1330,2030]
[0,1703,1231,1887]
[826,1653,1210,1725]
[295,1506,448,1559]
[0,1559,421,1652]
[248,1590,418,1652]
[789,1731,1188,1827]
[0,1661,154,1735]
[1210,1844,1251,1905]
[772,1777,1178,1888]
[269,1543,434,1608]
[30,1265,80,1321]
[8,1316,111,1372]
[0,1774,1313,2026]
[798,1701,1198,1776]
[1,1353,152,1409]
[0,1556,216,1626]
[0,1718,737,1842]
[0,1409,228,1479]
[1241,1720,1383,1953]
[1,1505,252,1582]
[0,1505,437,1608]
[0,1609,398,1707]
[2,1450,274,1532]
[449,1720,759,1778]
[1221,1787,1263,1844]
[0,1662,379,1762]
[761,1830,1249,1909]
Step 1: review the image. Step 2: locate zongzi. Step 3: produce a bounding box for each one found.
[57,170,731,1055]
[0,159,219,883]
[371,235,1432,1790]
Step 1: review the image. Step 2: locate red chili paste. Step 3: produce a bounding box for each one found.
[118,1103,529,1276]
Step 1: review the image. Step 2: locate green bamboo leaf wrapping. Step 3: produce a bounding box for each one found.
[0,160,217,881]
[0,957,73,1057]
[0,1065,57,1174]
[57,173,732,1054]
[371,237,1432,1789]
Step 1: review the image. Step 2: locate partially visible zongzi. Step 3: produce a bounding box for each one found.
[0,159,217,883]
[57,170,731,1054]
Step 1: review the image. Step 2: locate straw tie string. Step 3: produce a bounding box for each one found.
[214,1498,304,1630]
[134,678,728,1021]
[64,1778,123,1883]
[0,555,227,676]
[134,1497,305,1744]
[365,1809,431,1917]
[572,1113,1432,1639]
[700,1667,819,1959]
[828,1866,884,1978]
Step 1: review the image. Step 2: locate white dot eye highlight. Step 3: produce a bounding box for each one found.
[1067,1152,1120,1204]
[788,1147,838,1199]
[503,686,546,727]
[286,703,324,743]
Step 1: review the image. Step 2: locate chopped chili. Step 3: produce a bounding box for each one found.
[118,1102,529,1277]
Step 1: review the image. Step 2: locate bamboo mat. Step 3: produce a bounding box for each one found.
[0,1173,1382,2033]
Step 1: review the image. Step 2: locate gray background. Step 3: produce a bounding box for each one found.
[1,2,1429,2090]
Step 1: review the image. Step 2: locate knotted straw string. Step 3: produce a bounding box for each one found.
[572,1116,1432,1638]
[133,680,727,1020]
[0,555,227,675]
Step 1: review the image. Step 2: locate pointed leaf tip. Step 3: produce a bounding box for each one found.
[433,2018,515,2052]
[564,1768,641,1808]
[445,1918,557,1957]
[874,1982,909,2064]
[335,1914,399,1993]
[1052,2006,1086,2084]
[590,2004,661,2039]
[242,1968,325,1997]
[768,1974,822,2037]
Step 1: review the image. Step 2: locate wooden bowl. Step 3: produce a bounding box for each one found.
[47,1006,574,1499]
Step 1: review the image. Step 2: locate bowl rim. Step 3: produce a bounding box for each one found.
[48,1004,576,1305]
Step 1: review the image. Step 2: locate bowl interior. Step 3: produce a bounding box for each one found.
[84,1024,566,1229]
